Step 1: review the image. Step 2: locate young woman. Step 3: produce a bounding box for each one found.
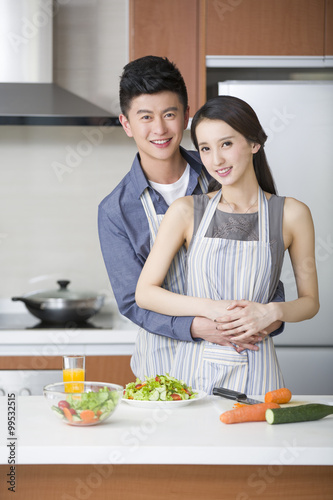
[135,96,319,394]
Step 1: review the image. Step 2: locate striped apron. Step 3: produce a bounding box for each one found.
[169,187,284,394]
[130,170,210,378]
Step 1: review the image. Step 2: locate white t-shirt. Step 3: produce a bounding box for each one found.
[149,163,190,206]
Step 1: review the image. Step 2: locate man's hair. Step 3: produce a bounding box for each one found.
[119,55,188,117]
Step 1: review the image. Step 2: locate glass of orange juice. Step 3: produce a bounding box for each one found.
[63,355,85,393]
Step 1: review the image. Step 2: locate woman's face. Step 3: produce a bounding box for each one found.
[195,119,260,187]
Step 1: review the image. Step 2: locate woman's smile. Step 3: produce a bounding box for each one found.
[216,166,232,177]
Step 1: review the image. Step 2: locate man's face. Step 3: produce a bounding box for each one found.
[119,91,189,170]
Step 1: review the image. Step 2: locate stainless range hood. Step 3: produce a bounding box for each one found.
[0,0,120,126]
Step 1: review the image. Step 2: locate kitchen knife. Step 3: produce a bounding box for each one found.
[213,387,262,405]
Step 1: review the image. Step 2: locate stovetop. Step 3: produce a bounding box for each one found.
[0,311,114,330]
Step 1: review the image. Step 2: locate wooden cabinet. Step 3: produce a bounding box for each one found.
[326,0,333,55]
[130,0,331,110]
[206,0,326,56]
[129,0,206,112]
[0,356,135,388]
[1,464,332,500]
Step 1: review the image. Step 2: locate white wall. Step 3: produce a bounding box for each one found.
[0,126,194,300]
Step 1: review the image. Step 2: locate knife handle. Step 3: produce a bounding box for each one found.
[213,387,247,401]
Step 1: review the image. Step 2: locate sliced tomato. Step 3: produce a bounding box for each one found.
[171,393,182,401]
[58,400,70,410]
[155,376,161,383]
[135,383,146,389]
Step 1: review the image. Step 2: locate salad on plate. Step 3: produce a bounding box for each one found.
[123,374,198,402]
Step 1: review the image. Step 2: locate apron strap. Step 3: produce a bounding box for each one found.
[258,186,269,243]
[195,189,222,238]
[140,188,160,242]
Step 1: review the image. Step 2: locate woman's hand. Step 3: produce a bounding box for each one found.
[214,300,278,341]
[190,315,262,352]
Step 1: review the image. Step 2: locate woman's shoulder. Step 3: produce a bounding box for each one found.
[166,195,194,220]
[284,196,310,212]
[266,193,309,211]
[170,194,194,209]
[283,197,313,223]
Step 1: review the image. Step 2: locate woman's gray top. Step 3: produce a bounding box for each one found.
[191,193,285,302]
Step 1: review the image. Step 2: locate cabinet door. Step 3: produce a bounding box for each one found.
[0,356,135,388]
[326,0,333,55]
[129,0,206,113]
[206,0,326,56]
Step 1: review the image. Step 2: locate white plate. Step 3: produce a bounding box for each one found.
[122,390,207,409]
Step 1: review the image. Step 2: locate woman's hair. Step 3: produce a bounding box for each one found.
[191,95,277,194]
[119,56,188,117]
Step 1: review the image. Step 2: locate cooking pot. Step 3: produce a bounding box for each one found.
[12,280,105,324]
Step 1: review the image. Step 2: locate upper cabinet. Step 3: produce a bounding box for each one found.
[206,0,327,56]
[129,0,206,114]
[130,0,332,113]
[326,0,333,55]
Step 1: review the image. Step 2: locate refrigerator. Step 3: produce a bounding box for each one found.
[218,80,333,394]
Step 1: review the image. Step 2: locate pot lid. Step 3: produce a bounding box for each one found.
[25,280,100,302]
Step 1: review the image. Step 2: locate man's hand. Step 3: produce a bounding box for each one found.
[190,315,261,352]
[214,300,281,342]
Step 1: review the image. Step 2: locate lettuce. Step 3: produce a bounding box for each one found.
[66,387,119,413]
[123,374,197,401]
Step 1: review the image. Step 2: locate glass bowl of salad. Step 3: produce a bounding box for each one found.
[43,382,123,426]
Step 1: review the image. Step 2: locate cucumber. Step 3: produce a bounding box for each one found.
[52,406,65,419]
[99,411,111,421]
[159,390,167,401]
[148,389,160,401]
[265,404,333,425]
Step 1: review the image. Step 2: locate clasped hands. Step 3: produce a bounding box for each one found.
[192,300,279,353]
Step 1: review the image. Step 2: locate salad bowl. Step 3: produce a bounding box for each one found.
[43,382,123,426]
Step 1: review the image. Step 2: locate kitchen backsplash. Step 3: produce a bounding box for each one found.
[0,126,194,302]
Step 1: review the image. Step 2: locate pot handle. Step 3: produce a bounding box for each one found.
[57,280,70,290]
[12,297,27,303]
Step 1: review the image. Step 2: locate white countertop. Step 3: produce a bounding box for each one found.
[0,310,138,356]
[1,395,332,466]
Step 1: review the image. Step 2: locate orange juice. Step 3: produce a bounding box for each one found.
[63,368,85,393]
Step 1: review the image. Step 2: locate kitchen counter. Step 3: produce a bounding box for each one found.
[1,395,332,466]
[0,395,332,500]
[0,311,138,356]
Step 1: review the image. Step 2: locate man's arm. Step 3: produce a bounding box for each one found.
[98,203,194,342]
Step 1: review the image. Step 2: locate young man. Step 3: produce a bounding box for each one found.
[98,56,284,378]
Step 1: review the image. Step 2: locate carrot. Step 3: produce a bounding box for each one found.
[233,403,246,409]
[63,407,73,422]
[265,388,292,404]
[79,410,96,422]
[220,403,280,424]
[77,417,99,425]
